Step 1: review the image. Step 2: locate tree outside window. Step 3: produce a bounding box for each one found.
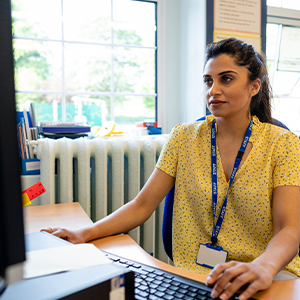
[12,0,157,131]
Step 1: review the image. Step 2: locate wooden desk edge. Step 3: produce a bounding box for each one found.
[25,203,300,300]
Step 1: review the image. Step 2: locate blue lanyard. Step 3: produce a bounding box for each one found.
[211,118,253,245]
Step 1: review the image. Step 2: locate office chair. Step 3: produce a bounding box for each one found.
[162,116,290,261]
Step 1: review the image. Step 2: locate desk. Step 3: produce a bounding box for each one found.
[24,203,300,300]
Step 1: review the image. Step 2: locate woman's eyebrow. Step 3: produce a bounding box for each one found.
[218,70,238,76]
[203,70,238,78]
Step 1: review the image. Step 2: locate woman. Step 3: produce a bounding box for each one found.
[43,38,300,300]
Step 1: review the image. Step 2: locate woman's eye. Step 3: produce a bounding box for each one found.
[222,76,232,83]
[203,78,212,85]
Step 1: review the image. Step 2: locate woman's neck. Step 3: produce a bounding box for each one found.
[215,114,252,140]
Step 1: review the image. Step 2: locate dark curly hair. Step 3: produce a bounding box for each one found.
[205,38,273,124]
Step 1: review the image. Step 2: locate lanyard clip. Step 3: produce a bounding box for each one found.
[236,151,244,160]
[211,237,217,246]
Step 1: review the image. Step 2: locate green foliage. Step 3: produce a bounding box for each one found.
[114,29,142,45]
[142,96,155,111]
[12,0,51,95]
[12,1,156,124]
[14,48,50,81]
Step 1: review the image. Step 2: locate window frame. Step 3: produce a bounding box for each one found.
[13,0,158,127]
[266,6,300,95]
[266,5,300,133]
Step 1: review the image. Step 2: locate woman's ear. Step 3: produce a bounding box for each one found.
[250,78,261,98]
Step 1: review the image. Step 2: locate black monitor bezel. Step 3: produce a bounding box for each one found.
[0,0,26,291]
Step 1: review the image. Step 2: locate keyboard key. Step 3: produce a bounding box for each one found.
[136,290,149,298]
[136,277,143,283]
[145,276,155,283]
[153,270,165,276]
[171,280,182,286]
[142,266,156,273]
[165,289,176,295]
[173,293,185,299]
[157,286,168,292]
[161,282,171,288]
[149,295,160,300]
[164,273,175,279]
[169,285,180,291]
[187,291,197,297]
[135,269,149,275]
[135,295,147,300]
[179,283,189,289]
[138,285,149,292]
[163,278,173,284]
[197,290,208,296]
[183,296,194,300]
[163,295,175,300]
[149,283,159,289]
[178,288,188,294]
[152,279,163,285]
[154,291,165,297]
[188,286,198,293]
[156,275,165,281]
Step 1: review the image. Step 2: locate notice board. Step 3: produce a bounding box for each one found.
[206,0,267,53]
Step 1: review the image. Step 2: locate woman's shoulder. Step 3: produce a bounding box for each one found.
[257,119,300,149]
[172,118,209,133]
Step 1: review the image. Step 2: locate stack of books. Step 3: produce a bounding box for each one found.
[17,105,37,160]
[38,122,91,139]
[17,103,40,175]
[135,121,161,135]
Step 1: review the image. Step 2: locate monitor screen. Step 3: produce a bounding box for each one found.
[0,0,26,293]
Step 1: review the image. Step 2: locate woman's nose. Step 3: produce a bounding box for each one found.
[209,82,221,96]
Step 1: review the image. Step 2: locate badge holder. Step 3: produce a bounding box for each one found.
[196,243,228,269]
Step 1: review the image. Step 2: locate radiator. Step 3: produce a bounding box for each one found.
[35,135,169,262]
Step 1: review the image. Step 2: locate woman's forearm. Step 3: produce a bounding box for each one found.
[80,197,153,242]
[80,168,176,242]
[253,226,300,276]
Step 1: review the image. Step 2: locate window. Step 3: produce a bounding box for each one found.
[266,2,300,133]
[267,0,300,10]
[12,0,157,132]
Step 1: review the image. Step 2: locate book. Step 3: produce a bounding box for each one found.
[135,121,157,128]
[29,102,36,128]
[23,109,34,158]
[39,122,90,134]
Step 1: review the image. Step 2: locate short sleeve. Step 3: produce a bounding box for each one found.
[273,132,300,187]
[156,124,183,177]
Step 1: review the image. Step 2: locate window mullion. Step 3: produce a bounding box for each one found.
[61,0,66,122]
[111,0,115,123]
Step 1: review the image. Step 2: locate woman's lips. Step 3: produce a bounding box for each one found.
[209,100,226,107]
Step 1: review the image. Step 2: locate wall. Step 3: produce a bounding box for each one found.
[157,0,207,134]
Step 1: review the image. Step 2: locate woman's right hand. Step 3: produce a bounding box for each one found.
[41,227,87,244]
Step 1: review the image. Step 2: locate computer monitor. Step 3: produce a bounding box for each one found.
[0,0,26,294]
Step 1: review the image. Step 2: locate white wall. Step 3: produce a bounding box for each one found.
[157,0,207,134]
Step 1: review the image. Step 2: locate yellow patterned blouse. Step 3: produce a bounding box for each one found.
[156,115,300,276]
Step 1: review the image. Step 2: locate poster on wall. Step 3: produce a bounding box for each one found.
[214,0,261,34]
[213,0,262,52]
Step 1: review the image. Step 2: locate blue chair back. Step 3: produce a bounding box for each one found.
[162,117,290,261]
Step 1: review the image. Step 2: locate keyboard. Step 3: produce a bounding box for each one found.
[103,251,256,300]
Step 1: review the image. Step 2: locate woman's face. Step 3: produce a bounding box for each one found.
[203,54,260,120]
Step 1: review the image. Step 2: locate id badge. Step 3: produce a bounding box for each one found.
[196,243,228,269]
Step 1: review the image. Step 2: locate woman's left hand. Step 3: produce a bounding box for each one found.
[205,260,275,300]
